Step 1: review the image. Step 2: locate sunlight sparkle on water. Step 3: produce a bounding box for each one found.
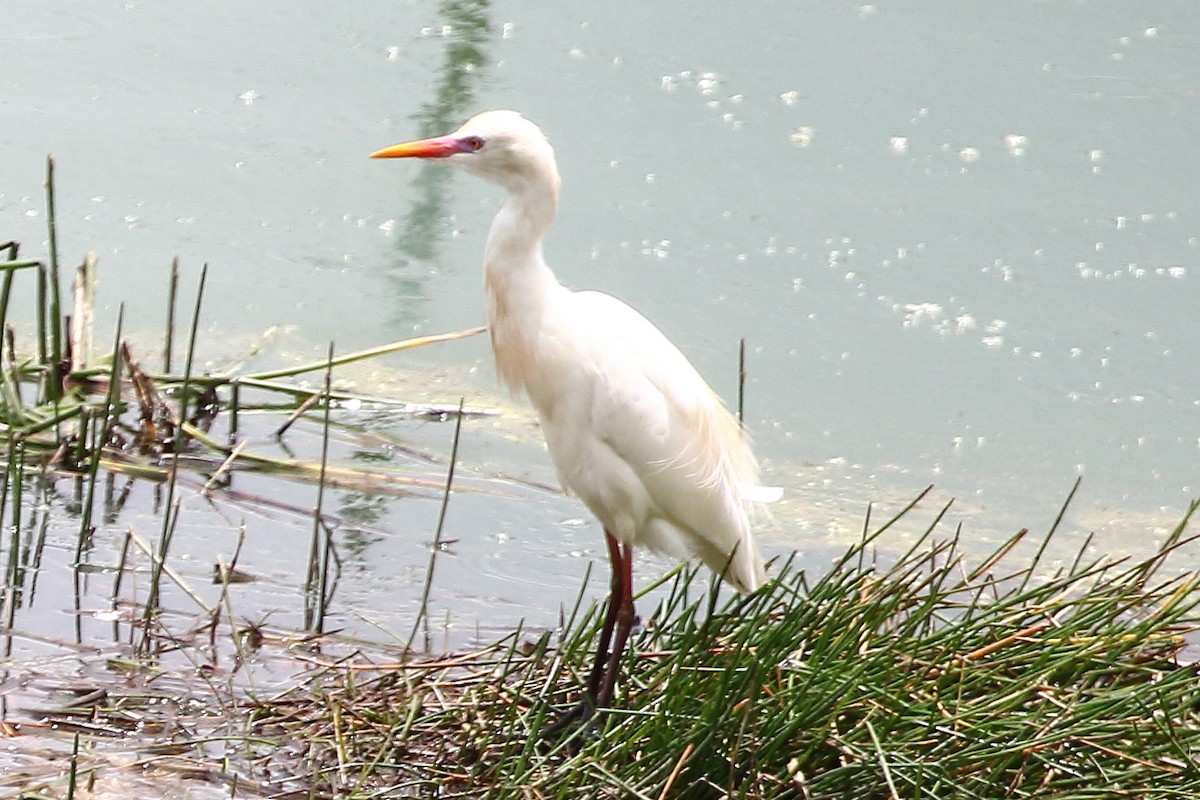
[1003,134,1028,156]
[790,127,815,148]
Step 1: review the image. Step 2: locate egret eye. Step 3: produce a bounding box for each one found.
[462,135,485,152]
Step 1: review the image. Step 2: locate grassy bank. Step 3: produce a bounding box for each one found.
[17,492,1200,798]
[243,490,1200,798]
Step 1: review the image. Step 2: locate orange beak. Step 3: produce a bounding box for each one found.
[369,135,469,160]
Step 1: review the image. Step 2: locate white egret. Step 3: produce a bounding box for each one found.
[370,110,780,727]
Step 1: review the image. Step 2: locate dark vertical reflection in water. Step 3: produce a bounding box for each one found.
[357,0,491,532]
[392,0,491,273]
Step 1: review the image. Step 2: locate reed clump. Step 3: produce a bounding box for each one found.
[245,491,1200,799]
[0,160,489,493]
[1,161,495,663]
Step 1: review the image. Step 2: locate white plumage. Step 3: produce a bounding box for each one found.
[371,109,779,719]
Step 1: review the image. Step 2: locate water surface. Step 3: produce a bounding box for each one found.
[1,1,1197,646]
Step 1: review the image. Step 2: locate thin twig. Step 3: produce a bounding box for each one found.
[407,397,466,654]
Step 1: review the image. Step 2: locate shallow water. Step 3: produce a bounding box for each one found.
[1,2,1197,654]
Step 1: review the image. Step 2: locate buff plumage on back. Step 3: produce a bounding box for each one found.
[557,289,775,594]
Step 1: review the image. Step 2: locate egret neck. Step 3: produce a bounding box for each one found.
[483,168,562,398]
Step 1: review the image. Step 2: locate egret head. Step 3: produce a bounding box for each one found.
[371,109,559,196]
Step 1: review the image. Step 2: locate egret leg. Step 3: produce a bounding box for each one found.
[595,536,634,709]
[541,530,632,741]
[584,531,627,701]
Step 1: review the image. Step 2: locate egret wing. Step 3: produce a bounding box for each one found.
[564,290,769,588]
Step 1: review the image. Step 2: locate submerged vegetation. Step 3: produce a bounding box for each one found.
[2,164,1200,798]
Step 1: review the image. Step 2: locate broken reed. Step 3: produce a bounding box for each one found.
[304,342,337,634]
[0,162,488,641]
[247,490,1200,800]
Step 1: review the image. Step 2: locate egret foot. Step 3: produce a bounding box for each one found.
[539,699,598,752]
